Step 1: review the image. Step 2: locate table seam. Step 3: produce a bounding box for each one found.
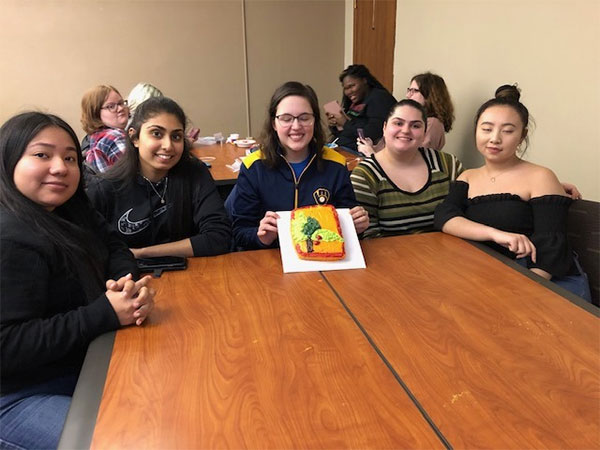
[319,271,453,450]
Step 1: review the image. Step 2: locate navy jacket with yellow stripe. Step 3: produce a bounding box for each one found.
[230,146,357,250]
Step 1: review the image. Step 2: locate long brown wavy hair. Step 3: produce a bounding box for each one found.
[411,73,455,132]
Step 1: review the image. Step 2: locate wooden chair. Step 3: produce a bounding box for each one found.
[567,200,600,305]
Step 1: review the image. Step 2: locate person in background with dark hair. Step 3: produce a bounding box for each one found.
[80,85,129,173]
[326,64,396,153]
[357,72,455,156]
[229,81,369,250]
[434,85,591,301]
[0,112,154,449]
[87,96,231,258]
[351,99,463,238]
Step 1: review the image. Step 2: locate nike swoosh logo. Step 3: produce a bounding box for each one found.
[118,205,169,235]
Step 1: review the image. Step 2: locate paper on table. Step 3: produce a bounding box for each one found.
[276,209,366,273]
[226,158,242,172]
[195,136,217,146]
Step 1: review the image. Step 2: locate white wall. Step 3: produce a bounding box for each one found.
[346,0,600,200]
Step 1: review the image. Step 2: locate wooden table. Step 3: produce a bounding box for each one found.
[59,234,599,449]
[322,234,600,448]
[191,143,247,185]
[86,249,442,449]
[191,143,362,185]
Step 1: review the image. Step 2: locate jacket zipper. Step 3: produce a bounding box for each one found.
[281,153,317,208]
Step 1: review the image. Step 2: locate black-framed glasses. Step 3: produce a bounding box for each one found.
[275,113,315,127]
[406,87,421,95]
[102,100,128,113]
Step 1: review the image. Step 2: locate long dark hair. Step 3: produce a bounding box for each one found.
[339,64,388,111]
[259,81,326,170]
[102,96,194,240]
[0,112,106,294]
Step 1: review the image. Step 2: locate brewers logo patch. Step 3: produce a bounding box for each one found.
[313,188,330,205]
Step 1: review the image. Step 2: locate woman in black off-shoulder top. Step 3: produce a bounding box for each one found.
[434,85,591,301]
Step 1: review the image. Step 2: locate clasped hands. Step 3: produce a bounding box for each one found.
[257,206,369,246]
[105,273,155,327]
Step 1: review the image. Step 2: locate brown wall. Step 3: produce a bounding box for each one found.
[1,0,345,141]
[245,0,347,138]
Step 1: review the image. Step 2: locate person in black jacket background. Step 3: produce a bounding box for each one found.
[326,64,396,153]
[0,112,154,449]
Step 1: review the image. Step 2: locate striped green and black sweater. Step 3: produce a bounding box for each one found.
[351,148,463,238]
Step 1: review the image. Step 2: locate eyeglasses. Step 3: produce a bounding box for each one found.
[406,87,421,95]
[275,113,315,127]
[101,100,128,113]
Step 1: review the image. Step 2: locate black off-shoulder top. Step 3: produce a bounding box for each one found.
[434,181,575,277]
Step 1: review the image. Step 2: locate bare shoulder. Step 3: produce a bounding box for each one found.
[457,167,479,182]
[525,162,567,197]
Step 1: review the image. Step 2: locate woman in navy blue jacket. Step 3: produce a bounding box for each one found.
[229,81,369,250]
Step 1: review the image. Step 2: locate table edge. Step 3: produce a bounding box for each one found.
[468,240,599,317]
[57,331,116,450]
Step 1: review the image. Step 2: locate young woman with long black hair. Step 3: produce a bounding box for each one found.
[87,96,231,258]
[0,112,154,449]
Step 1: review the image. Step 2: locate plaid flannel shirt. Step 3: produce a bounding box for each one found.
[85,127,127,173]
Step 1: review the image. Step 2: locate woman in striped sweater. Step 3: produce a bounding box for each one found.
[351,99,462,238]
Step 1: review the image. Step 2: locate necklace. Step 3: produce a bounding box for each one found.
[486,161,521,183]
[142,176,168,204]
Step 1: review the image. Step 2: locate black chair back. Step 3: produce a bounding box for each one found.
[567,200,599,305]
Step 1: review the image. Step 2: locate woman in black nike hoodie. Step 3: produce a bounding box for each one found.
[87,97,232,258]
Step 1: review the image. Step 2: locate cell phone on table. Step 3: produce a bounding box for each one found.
[136,256,187,274]
[357,128,365,141]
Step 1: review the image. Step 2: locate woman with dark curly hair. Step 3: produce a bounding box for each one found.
[326,64,396,154]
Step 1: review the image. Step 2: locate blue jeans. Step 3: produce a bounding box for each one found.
[516,255,592,303]
[0,374,77,450]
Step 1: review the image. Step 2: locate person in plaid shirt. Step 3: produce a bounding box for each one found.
[80,85,129,173]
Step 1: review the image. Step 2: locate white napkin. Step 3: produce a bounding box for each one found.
[226,158,242,172]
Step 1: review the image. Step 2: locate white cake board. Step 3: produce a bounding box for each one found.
[276,208,367,273]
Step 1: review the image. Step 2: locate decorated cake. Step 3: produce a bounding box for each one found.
[290,205,345,261]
